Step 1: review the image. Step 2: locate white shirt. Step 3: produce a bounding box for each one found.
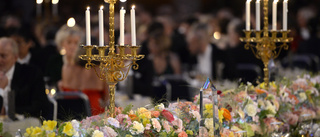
[197,44,212,78]
[17,53,31,64]
[0,65,15,113]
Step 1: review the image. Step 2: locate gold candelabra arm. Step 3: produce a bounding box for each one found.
[79,45,95,69]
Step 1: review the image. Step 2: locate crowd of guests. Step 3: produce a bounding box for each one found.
[0,2,319,120]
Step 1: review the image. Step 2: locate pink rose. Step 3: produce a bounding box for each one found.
[171,118,183,133]
[116,114,132,128]
[101,126,118,137]
[162,120,171,133]
[151,118,161,132]
[281,113,299,126]
[178,131,188,137]
[161,110,174,122]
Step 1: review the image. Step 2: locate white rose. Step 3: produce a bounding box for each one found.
[266,101,276,117]
[299,92,307,102]
[204,118,213,129]
[92,130,104,137]
[245,104,257,117]
[130,121,145,135]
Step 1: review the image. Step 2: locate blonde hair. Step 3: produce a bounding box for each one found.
[55,24,84,50]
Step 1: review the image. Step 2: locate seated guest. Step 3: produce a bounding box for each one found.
[9,28,35,65]
[223,19,263,81]
[0,37,49,119]
[56,25,83,92]
[186,23,223,80]
[56,25,107,115]
[147,30,181,76]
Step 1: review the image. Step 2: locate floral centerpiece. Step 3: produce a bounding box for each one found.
[22,74,320,137]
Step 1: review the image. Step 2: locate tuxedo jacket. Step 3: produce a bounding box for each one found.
[11,63,49,118]
[210,43,223,79]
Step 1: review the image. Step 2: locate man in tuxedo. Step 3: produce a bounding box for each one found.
[0,37,49,119]
[186,23,223,80]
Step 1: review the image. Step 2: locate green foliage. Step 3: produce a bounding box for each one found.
[123,104,134,115]
[0,122,2,136]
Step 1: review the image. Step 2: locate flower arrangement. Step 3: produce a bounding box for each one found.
[24,74,320,137]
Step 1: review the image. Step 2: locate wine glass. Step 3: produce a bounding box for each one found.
[300,114,313,136]
[270,122,283,137]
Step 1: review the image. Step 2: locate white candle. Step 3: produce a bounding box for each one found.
[283,0,288,31]
[36,0,43,17]
[86,7,91,46]
[272,0,279,31]
[52,0,59,16]
[131,6,136,46]
[246,0,252,31]
[256,0,260,31]
[99,6,104,46]
[120,7,126,45]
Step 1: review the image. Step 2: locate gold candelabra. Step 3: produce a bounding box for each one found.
[240,0,293,88]
[79,0,144,117]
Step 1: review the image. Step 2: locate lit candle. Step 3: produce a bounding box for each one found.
[131,5,136,46]
[246,0,252,31]
[36,0,43,17]
[86,7,91,46]
[256,0,260,31]
[272,0,279,31]
[120,7,126,45]
[99,6,104,46]
[283,0,288,31]
[52,0,59,16]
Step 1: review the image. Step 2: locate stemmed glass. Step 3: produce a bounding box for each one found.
[270,122,283,137]
[299,114,313,136]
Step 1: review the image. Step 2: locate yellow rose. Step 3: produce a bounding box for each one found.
[43,120,57,131]
[204,104,213,118]
[138,107,151,119]
[48,132,56,137]
[25,127,33,135]
[33,127,42,135]
[218,109,224,123]
[62,122,74,136]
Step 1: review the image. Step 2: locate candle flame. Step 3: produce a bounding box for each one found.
[120,0,127,2]
[132,5,135,9]
[100,6,104,10]
[273,0,279,3]
[52,0,59,4]
[67,17,76,27]
[121,7,124,10]
[246,0,252,2]
[256,0,260,2]
[87,6,90,10]
[36,0,43,4]
[284,0,288,2]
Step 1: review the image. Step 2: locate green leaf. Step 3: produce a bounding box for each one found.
[123,104,134,115]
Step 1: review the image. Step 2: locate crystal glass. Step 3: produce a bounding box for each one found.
[299,114,313,136]
[270,122,283,137]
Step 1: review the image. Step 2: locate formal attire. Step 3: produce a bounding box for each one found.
[193,43,223,80]
[11,63,49,118]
